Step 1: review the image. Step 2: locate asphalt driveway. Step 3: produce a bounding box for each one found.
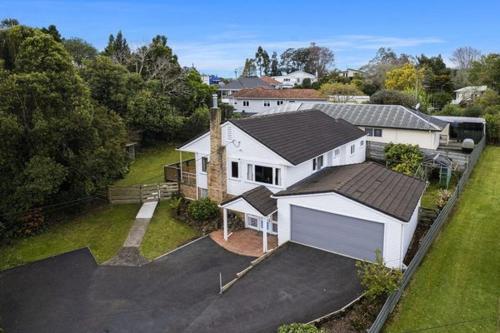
[0,238,362,333]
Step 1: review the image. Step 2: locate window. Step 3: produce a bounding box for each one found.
[264,101,270,107]
[350,144,355,154]
[255,165,273,184]
[276,100,284,105]
[271,222,278,233]
[274,168,281,186]
[284,78,290,82]
[243,100,249,106]
[271,212,278,222]
[247,163,254,181]
[198,187,208,198]
[365,127,383,137]
[312,155,324,171]
[231,161,239,178]
[201,157,208,173]
[247,215,259,228]
[360,140,364,146]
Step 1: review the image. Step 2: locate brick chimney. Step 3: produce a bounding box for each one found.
[207,94,227,203]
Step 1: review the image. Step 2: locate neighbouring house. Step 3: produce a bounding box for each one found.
[328,95,370,104]
[451,85,487,105]
[259,103,450,150]
[339,68,365,79]
[219,77,275,103]
[176,96,426,268]
[272,70,317,88]
[229,87,326,114]
[433,116,486,143]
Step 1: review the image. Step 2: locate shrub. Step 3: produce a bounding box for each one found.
[278,323,323,333]
[440,103,464,116]
[369,89,417,109]
[484,113,500,144]
[356,250,402,300]
[187,198,219,221]
[436,189,453,209]
[384,143,423,176]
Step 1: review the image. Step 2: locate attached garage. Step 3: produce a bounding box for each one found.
[290,205,384,261]
[274,162,427,268]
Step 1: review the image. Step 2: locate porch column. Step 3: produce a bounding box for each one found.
[262,217,268,253]
[179,151,183,182]
[223,208,228,241]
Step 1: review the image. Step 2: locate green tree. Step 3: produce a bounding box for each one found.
[270,51,280,76]
[384,143,423,176]
[385,63,425,91]
[356,250,402,300]
[417,54,453,94]
[319,82,364,102]
[103,30,131,65]
[0,28,127,235]
[255,46,270,76]
[63,37,98,66]
[241,58,257,77]
[0,18,19,28]
[41,24,62,42]
[469,53,500,93]
[370,89,417,109]
[80,55,142,117]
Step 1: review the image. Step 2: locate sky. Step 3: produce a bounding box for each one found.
[1,0,499,77]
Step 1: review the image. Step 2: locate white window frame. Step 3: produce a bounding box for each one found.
[230,160,240,179]
[312,155,324,171]
[201,156,208,174]
[350,144,356,155]
[246,163,281,187]
[264,101,270,107]
[360,140,364,146]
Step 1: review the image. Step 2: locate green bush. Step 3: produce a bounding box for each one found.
[277,323,323,333]
[187,198,219,221]
[356,250,402,300]
[440,103,463,116]
[369,89,417,109]
[436,189,453,209]
[384,143,423,176]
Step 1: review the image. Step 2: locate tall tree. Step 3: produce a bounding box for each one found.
[63,37,98,66]
[469,53,500,93]
[361,48,413,90]
[270,51,280,76]
[416,54,453,93]
[279,43,334,77]
[385,63,425,91]
[41,24,62,42]
[0,27,127,233]
[103,30,131,65]
[450,47,481,70]
[254,46,270,76]
[0,18,19,28]
[241,58,257,77]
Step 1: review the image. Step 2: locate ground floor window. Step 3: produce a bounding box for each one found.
[246,214,278,234]
[198,187,208,198]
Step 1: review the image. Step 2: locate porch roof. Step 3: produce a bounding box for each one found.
[220,186,277,216]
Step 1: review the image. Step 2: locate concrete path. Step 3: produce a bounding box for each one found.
[105,201,158,266]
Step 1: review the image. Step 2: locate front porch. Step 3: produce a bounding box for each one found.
[210,229,278,257]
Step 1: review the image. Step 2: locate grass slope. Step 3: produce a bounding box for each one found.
[140,201,200,259]
[0,204,139,270]
[385,146,500,333]
[115,143,192,186]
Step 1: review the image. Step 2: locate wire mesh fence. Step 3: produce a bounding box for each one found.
[368,137,486,333]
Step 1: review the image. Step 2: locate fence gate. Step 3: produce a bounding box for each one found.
[108,182,178,204]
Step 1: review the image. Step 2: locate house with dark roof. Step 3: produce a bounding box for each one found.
[218,77,275,103]
[258,102,450,150]
[177,98,426,268]
[230,87,327,114]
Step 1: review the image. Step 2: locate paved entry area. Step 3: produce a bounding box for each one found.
[0,240,361,333]
[210,228,278,257]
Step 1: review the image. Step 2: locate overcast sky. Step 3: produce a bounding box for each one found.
[2,0,499,77]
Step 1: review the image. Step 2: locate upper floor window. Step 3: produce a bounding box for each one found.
[350,144,356,154]
[231,161,239,179]
[264,101,270,107]
[360,140,364,146]
[365,127,383,137]
[247,164,281,186]
[201,157,208,173]
[312,155,324,171]
[284,78,290,82]
[277,100,284,105]
[243,100,249,106]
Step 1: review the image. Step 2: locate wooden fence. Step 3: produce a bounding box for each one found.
[108,182,178,204]
[367,137,486,333]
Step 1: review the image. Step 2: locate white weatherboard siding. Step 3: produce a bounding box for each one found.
[402,201,420,256]
[231,98,324,114]
[359,127,441,150]
[276,192,416,268]
[180,122,367,197]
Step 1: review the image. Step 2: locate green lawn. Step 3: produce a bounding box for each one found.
[140,200,200,259]
[385,146,500,333]
[115,143,192,186]
[0,204,139,270]
[420,177,457,211]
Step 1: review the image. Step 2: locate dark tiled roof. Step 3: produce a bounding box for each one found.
[274,162,426,222]
[219,77,273,90]
[221,186,277,216]
[230,110,366,165]
[233,87,326,100]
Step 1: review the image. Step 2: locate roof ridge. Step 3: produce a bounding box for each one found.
[402,107,441,130]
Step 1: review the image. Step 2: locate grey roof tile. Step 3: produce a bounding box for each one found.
[221,186,277,216]
[274,162,426,222]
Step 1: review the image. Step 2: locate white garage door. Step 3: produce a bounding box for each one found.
[290,205,384,261]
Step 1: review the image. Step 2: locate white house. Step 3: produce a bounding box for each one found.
[272,70,317,88]
[339,68,365,79]
[259,102,450,150]
[229,87,326,114]
[177,98,426,268]
[451,85,487,105]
